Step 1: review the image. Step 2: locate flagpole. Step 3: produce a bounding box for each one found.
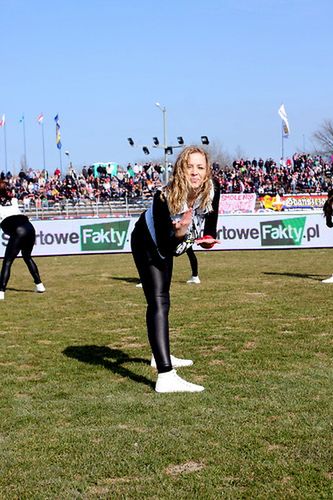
[41,121,46,170]
[22,114,27,168]
[3,122,8,174]
[59,149,63,176]
[281,121,284,160]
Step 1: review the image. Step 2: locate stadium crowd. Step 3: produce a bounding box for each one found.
[1,152,332,208]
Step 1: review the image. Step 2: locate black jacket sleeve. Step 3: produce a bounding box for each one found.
[326,215,333,228]
[203,179,220,238]
[152,192,180,256]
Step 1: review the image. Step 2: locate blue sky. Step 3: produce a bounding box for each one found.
[0,0,332,174]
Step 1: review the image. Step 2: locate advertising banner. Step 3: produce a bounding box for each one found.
[0,218,136,257]
[219,193,256,214]
[0,213,331,257]
[196,211,330,251]
[258,193,327,211]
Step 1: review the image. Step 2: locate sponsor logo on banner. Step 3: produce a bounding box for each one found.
[260,217,306,246]
[80,220,130,251]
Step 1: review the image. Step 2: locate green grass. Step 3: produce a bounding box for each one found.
[0,249,332,499]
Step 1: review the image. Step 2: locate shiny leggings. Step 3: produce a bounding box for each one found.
[186,247,198,276]
[0,221,42,292]
[131,225,173,373]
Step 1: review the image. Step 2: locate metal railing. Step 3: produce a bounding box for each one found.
[20,197,151,220]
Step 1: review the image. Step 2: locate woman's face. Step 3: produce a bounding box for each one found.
[185,152,208,190]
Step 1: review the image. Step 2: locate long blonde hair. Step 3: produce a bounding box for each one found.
[163,146,212,215]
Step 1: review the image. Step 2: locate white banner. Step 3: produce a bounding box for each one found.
[198,211,329,251]
[0,218,137,257]
[0,212,331,257]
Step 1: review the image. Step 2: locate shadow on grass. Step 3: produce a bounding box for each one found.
[62,345,154,389]
[111,276,140,284]
[6,287,34,293]
[263,271,324,281]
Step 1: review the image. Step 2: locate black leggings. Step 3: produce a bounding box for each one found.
[186,247,198,276]
[131,223,173,373]
[0,220,42,292]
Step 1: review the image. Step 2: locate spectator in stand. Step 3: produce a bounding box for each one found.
[1,152,332,212]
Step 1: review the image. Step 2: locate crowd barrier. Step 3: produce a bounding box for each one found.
[0,211,331,258]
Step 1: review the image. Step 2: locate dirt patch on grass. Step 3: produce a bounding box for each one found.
[86,485,110,495]
[242,341,257,350]
[209,359,225,366]
[117,423,146,433]
[17,364,35,370]
[165,461,205,476]
[267,443,283,451]
[103,476,140,484]
[87,476,140,494]
[211,345,227,352]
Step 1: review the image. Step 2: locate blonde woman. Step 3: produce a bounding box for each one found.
[131,146,220,392]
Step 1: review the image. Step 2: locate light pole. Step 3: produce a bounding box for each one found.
[155,102,169,183]
[127,105,209,185]
[64,151,72,171]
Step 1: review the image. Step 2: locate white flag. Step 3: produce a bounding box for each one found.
[278,104,290,136]
[0,114,5,127]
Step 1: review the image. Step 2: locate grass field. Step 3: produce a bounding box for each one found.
[0,249,332,499]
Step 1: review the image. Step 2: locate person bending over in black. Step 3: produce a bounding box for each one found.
[131,146,220,393]
[322,189,333,283]
[0,181,45,300]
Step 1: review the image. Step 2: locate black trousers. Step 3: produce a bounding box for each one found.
[0,219,42,292]
[131,220,173,373]
[186,247,198,276]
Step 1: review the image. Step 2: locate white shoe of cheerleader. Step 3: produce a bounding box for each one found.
[187,276,201,284]
[155,369,204,393]
[322,275,333,283]
[0,291,4,300]
[151,354,193,369]
[36,283,46,293]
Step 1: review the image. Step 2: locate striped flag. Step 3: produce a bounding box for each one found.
[0,114,6,127]
[54,114,62,149]
[278,104,290,137]
[37,112,44,124]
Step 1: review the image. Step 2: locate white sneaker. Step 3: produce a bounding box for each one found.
[36,283,46,293]
[187,276,201,284]
[155,369,204,393]
[136,283,143,288]
[322,275,333,283]
[151,354,193,369]
[0,291,4,300]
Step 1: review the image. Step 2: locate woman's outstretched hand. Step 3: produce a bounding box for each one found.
[172,209,193,239]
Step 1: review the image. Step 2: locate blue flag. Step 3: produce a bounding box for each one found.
[54,114,62,149]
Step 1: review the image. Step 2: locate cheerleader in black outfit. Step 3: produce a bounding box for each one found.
[131,146,220,393]
[322,190,333,283]
[186,247,200,284]
[0,182,45,300]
